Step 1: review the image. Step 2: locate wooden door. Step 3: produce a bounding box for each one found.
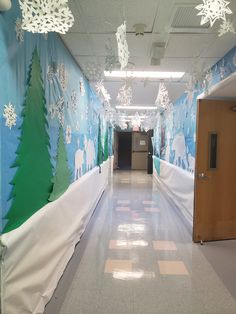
[193,99,236,242]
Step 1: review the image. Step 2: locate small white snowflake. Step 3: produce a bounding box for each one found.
[80,78,85,96]
[66,125,72,144]
[58,63,67,91]
[3,102,17,129]
[196,0,233,27]
[218,19,235,36]
[15,18,24,42]
[95,80,111,105]
[70,90,78,111]
[117,84,132,106]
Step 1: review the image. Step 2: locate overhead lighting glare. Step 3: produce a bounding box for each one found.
[104,70,185,79]
[116,105,157,110]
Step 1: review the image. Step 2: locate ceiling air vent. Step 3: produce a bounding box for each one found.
[170,5,210,32]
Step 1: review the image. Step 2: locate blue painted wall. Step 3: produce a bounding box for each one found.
[153,46,236,175]
[0,3,108,232]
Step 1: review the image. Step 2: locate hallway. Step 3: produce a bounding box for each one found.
[45,171,236,314]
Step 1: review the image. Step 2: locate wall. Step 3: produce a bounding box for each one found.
[153,46,236,217]
[0,3,112,233]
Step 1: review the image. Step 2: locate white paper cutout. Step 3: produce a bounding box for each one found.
[131,112,141,128]
[49,97,65,125]
[218,19,235,36]
[47,62,58,83]
[71,90,78,111]
[155,83,170,111]
[3,102,17,129]
[74,138,84,180]
[19,0,74,34]
[95,80,111,105]
[116,21,129,69]
[65,125,72,144]
[15,18,24,42]
[84,137,96,171]
[58,63,67,91]
[196,0,233,27]
[117,84,132,106]
[105,39,117,72]
[79,78,85,96]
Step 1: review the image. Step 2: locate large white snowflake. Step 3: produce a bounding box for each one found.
[155,83,170,111]
[3,102,17,129]
[15,18,24,42]
[116,21,130,69]
[117,84,132,106]
[218,19,235,36]
[19,0,74,34]
[196,0,233,27]
[95,80,111,105]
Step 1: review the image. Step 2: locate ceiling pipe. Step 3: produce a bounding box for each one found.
[0,0,11,11]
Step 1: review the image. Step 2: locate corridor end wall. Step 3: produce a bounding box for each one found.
[153,46,236,219]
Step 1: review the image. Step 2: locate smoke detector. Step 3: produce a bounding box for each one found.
[133,24,146,37]
[0,0,11,11]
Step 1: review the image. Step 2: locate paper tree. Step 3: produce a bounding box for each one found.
[49,127,71,202]
[103,126,109,161]
[97,117,103,166]
[4,49,53,233]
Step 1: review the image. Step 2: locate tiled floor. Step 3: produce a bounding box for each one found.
[45,170,236,314]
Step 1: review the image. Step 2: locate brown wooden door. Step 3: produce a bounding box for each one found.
[193,99,236,242]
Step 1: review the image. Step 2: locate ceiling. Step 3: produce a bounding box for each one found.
[62,0,236,108]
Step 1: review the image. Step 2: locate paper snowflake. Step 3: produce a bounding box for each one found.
[70,90,78,111]
[3,102,17,129]
[49,97,65,125]
[58,63,67,91]
[117,84,132,106]
[80,78,85,96]
[15,18,24,42]
[131,112,141,128]
[66,125,72,144]
[116,21,130,69]
[196,0,233,27]
[19,0,74,34]
[218,19,235,36]
[155,83,170,111]
[95,80,111,105]
[85,62,103,81]
[105,40,117,72]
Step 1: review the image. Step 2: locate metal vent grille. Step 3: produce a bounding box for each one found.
[171,6,210,28]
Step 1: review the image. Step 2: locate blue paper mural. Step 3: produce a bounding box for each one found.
[0,4,110,232]
[153,45,236,175]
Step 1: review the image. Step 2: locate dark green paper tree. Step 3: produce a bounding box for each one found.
[49,127,71,202]
[97,116,103,166]
[3,49,53,233]
[103,125,109,161]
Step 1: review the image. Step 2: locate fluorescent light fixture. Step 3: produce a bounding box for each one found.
[104,70,185,79]
[116,105,157,110]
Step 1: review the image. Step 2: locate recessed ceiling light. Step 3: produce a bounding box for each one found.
[116,105,157,110]
[104,70,185,79]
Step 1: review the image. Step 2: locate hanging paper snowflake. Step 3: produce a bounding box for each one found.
[155,83,170,111]
[116,21,130,69]
[85,62,103,81]
[58,63,67,91]
[15,18,24,42]
[116,112,128,130]
[117,84,132,106]
[218,19,235,36]
[105,39,117,72]
[79,78,86,96]
[19,0,74,34]
[65,125,72,144]
[3,102,17,129]
[47,62,58,83]
[195,0,233,27]
[70,90,78,111]
[95,80,111,105]
[131,112,141,128]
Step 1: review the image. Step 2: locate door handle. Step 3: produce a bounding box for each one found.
[197,172,210,180]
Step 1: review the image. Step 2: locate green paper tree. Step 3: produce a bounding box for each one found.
[49,127,71,202]
[103,126,109,161]
[97,117,103,166]
[3,49,53,233]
